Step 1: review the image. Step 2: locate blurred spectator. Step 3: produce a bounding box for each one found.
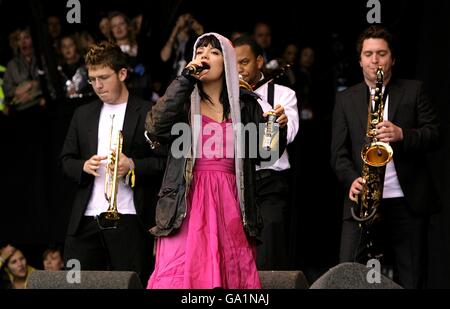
[295,46,316,120]
[77,31,96,54]
[109,11,151,99]
[0,64,7,115]
[42,247,64,271]
[47,16,62,41]
[98,17,112,41]
[3,27,46,112]
[230,30,245,41]
[253,22,277,67]
[109,11,138,57]
[131,14,143,36]
[159,13,204,85]
[0,245,36,289]
[57,35,93,99]
[47,16,63,63]
[278,43,299,89]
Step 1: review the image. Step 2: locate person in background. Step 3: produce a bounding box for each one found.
[99,17,112,41]
[0,244,36,289]
[234,35,299,270]
[3,27,46,112]
[159,13,204,86]
[58,34,93,100]
[42,247,65,271]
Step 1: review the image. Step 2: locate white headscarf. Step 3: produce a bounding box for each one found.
[189,32,245,208]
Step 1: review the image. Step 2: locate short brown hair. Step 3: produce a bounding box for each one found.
[85,41,128,72]
[356,25,395,60]
[42,247,62,260]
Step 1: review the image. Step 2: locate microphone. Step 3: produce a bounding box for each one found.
[182,63,210,77]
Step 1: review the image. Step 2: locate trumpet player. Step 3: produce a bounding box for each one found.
[331,25,440,288]
[235,36,299,271]
[60,42,166,285]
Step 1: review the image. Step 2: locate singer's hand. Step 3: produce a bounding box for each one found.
[184,60,209,80]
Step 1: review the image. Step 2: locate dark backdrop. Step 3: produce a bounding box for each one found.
[0,0,448,287]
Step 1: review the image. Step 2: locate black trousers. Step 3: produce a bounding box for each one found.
[340,197,427,289]
[64,215,153,285]
[255,169,290,270]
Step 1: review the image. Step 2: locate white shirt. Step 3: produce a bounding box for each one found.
[370,87,404,198]
[85,102,137,216]
[255,81,299,171]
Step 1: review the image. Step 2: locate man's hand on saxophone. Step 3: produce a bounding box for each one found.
[349,177,365,202]
[376,120,404,143]
[83,155,107,177]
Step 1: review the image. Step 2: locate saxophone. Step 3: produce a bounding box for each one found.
[351,66,393,224]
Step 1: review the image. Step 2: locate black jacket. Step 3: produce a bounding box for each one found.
[331,79,440,219]
[60,95,166,235]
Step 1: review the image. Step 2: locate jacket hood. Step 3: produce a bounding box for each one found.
[189,32,246,210]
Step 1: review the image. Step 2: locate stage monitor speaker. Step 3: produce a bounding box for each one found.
[258,270,309,289]
[309,262,403,289]
[27,270,143,289]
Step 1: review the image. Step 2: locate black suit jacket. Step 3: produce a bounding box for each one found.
[60,95,166,235]
[331,79,440,219]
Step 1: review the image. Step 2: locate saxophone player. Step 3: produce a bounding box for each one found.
[331,25,440,288]
[60,42,166,285]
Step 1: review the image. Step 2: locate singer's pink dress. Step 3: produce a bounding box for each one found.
[147,115,261,289]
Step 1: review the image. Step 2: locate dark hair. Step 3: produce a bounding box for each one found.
[9,26,32,56]
[42,247,62,260]
[195,35,230,121]
[108,11,137,46]
[356,25,395,60]
[85,41,128,72]
[60,34,82,55]
[194,34,222,51]
[232,35,264,58]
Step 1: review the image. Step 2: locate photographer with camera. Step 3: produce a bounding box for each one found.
[160,13,204,89]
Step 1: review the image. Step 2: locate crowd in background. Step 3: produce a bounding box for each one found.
[0,7,373,287]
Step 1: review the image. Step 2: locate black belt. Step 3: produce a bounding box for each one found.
[255,169,276,181]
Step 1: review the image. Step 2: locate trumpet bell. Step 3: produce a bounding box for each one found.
[239,76,253,92]
[362,141,393,167]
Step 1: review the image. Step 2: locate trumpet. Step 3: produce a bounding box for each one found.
[239,75,253,92]
[103,115,123,221]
